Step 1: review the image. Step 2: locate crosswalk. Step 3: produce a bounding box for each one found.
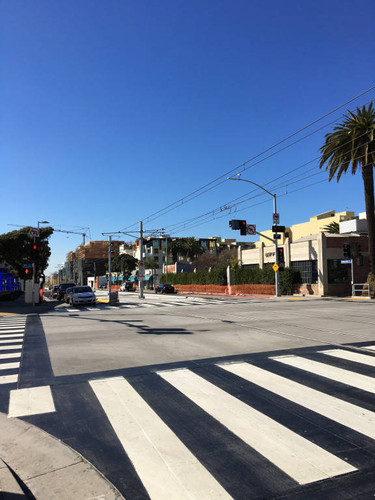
[8,342,375,498]
[46,297,229,314]
[0,316,26,385]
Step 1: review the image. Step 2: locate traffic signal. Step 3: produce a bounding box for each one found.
[343,242,351,258]
[20,267,33,280]
[31,240,41,261]
[229,219,246,230]
[240,220,247,235]
[277,247,285,264]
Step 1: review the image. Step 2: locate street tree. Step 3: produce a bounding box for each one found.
[0,226,53,278]
[111,254,138,279]
[319,103,375,271]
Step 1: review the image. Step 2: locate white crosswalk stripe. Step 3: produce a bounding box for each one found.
[220,359,375,440]
[90,377,232,500]
[158,368,355,485]
[320,348,375,367]
[0,316,26,385]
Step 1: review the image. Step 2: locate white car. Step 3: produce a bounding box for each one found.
[68,285,96,306]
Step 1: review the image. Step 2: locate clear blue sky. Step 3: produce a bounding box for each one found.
[1,0,375,275]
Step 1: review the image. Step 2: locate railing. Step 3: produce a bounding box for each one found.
[352,283,370,298]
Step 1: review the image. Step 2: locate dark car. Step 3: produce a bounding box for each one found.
[57,282,76,301]
[155,283,175,294]
[51,285,60,299]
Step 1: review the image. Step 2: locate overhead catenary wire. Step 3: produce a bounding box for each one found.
[120,87,375,232]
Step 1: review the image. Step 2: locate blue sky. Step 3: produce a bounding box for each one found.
[1,0,375,275]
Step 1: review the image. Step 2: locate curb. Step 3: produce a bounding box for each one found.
[0,412,124,499]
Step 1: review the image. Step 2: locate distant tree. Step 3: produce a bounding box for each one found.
[144,257,159,269]
[319,103,375,271]
[111,254,138,278]
[0,226,53,278]
[184,237,204,261]
[168,239,186,262]
[322,221,340,234]
[192,248,238,271]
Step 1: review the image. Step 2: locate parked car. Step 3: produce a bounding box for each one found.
[67,285,96,306]
[154,283,175,294]
[51,285,60,299]
[120,281,134,292]
[57,282,76,301]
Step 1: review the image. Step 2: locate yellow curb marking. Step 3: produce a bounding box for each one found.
[0,312,19,316]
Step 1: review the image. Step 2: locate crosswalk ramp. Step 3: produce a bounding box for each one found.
[10,343,375,498]
[0,316,27,385]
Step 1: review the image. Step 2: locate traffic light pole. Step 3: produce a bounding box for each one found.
[228,175,280,297]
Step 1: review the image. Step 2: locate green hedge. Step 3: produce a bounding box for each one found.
[162,266,298,295]
[161,267,227,286]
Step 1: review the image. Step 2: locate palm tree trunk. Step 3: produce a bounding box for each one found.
[362,164,375,273]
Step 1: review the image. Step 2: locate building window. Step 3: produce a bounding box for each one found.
[327,259,350,284]
[291,260,318,284]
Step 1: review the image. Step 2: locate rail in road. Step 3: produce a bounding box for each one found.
[1,313,375,498]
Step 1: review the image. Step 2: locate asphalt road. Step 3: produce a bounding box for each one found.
[1,293,375,499]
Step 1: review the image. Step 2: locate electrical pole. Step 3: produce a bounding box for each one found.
[108,235,112,299]
[139,221,144,299]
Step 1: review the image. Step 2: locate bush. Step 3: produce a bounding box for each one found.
[161,267,227,286]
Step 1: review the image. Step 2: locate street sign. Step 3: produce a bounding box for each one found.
[246,224,256,235]
[272,263,279,272]
[272,225,285,233]
[340,259,352,264]
[273,234,281,239]
[273,213,279,224]
[23,263,33,268]
[138,261,145,279]
[30,228,40,238]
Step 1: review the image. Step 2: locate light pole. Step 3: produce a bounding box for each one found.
[37,220,49,228]
[228,174,280,297]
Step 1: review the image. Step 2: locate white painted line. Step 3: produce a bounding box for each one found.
[0,362,20,370]
[0,374,18,384]
[319,349,375,369]
[220,361,375,441]
[0,346,23,351]
[8,386,56,418]
[271,354,375,393]
[0,328,25,335]
[66,308,80,312]
[0,334,24,340]
[363,345,375,352]
[0,353,21,359]
[159,368,355,485]
[90,377,232,500]
[0,339,23,344]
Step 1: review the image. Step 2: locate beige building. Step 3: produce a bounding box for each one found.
[239,210,370,296]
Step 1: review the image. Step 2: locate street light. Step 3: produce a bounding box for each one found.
[228,174,280,297]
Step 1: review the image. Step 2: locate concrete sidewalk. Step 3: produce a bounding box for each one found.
[0,412,123,499]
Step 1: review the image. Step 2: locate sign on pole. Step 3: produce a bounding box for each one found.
[246,224,256,235]
[273,263,279,272]
[30,228,40,238]
[138,260,145,279]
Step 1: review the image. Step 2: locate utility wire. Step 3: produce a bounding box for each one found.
[120,87,375,231]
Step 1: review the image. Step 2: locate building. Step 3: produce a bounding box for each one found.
[65,240,124,284]
[130,236,254,274]
[239,210,370,296]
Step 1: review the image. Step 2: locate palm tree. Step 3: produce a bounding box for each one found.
[319,103,375,272]
[322,221,340,234]
[184,237,204,261]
